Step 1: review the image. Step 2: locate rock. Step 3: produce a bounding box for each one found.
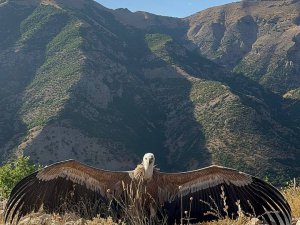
[246,218,264,225]
[292,218,300,225]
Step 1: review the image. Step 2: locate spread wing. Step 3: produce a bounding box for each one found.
[157,165,291,225]
[4,160,132,224]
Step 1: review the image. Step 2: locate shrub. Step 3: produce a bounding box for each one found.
[0,156,38,199]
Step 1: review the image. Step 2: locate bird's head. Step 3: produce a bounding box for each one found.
[143,153,155,167]
[142,153,155,179]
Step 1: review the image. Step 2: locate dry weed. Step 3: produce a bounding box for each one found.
[0,186,299,225]
[282,186,300,218]
[0,212,120,225]
[110,181,167,225]
[199,215,252,225]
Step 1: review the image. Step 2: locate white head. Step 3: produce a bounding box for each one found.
[142,153,155,179]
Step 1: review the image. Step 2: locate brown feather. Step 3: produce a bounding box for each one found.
[154,165,291,225]
[37,160,131,195]
[4,160,132,224]
[132,164,145,180]
[4,161,292,225]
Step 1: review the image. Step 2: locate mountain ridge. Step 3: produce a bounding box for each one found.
[185,0,300,94]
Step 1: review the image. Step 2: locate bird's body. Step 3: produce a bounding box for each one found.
[4,153,292,225]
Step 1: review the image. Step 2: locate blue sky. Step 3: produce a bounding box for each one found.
[96,0,239,18]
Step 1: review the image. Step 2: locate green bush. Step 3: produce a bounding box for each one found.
[145,33,172,52]
[0,156,38,199]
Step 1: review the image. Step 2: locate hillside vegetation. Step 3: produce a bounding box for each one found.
[0,0,299,186]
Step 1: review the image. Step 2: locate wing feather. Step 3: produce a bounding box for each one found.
[157,165,291,225]
[4,160,131,224]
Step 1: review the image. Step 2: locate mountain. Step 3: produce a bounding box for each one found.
[0,0,299,185]
[186,0,300,95]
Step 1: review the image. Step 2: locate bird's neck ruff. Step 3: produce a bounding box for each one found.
[133,163,155,181]
[143,162,154,180]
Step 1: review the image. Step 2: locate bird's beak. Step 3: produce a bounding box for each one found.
[149,158,154,164]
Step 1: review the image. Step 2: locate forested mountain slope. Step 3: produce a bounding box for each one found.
[0,0,299,184]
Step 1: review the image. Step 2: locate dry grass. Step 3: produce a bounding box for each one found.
[0,186,299,225]
[282,186,300,219]
[108,181,167,225]
[199,216,253,225]
[0,212,121,225]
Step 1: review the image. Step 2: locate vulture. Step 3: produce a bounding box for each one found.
[5,153,291,225]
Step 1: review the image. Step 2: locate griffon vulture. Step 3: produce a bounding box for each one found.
[5,153,291,224]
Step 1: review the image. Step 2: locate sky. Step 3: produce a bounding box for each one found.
[95,0,239,18]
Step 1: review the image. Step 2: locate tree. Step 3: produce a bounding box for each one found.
[0,156,38,199]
